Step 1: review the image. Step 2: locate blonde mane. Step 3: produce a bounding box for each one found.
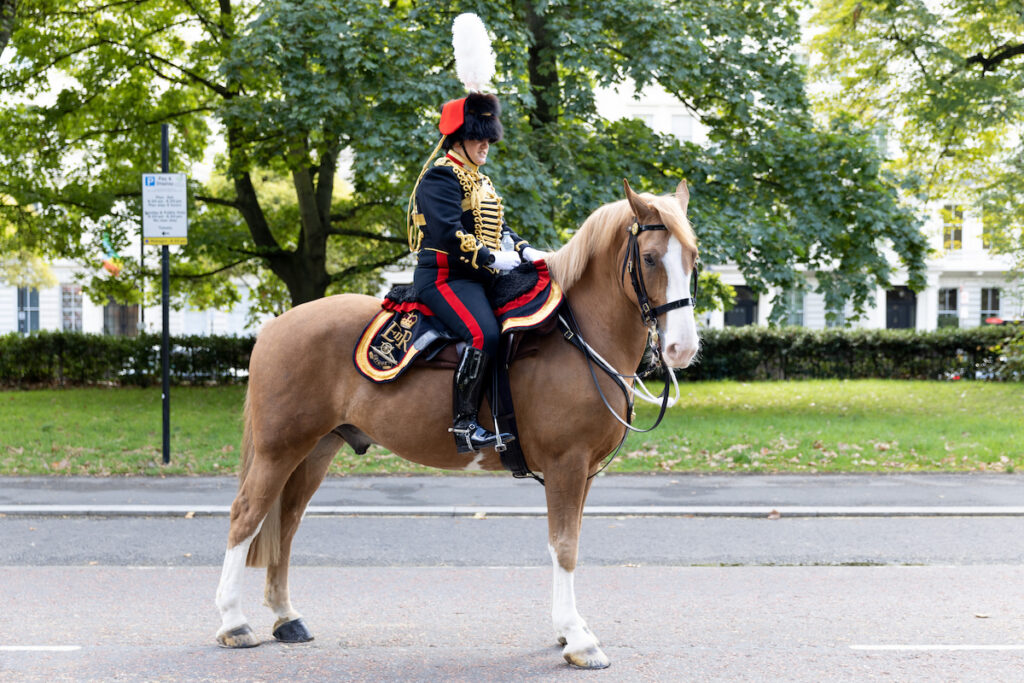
[546,193,697,291]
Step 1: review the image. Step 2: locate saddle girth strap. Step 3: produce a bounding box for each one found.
[491,333,544,485]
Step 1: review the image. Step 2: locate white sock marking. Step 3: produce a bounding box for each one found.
[548,544,599,653]
[215,521,262,634]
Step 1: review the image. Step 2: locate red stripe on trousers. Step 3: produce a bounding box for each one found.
[435,252,485,349]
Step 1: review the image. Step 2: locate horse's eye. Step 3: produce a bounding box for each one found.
[642,253,656,267]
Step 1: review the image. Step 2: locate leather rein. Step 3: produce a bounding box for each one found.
[559,218,698,479]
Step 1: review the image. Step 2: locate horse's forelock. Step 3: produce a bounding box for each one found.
[548,191,697,290]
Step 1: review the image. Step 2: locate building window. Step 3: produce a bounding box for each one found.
[825,303,846,328]
[17,287,40,334]
[780,289,804,326]
[724,286,758,327]
[937,288,958,328]
[61,283,83,332]
[103,299,139,336]
[872,125,889,158]
[981,288,1001,324]
[671,114,693,142]
[941,205,963,250]
[886,286,916,329]
[634,113,655,129]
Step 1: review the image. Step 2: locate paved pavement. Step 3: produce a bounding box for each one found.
[4,473,1024,681]
[2,472,1024,515]
[5,565,1024,682]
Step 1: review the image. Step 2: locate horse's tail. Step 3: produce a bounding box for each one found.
[239,389,282,568]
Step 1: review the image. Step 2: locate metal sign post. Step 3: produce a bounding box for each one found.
[142,124,188,464]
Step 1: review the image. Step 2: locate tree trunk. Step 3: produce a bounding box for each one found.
[0,0,16,58]
[521,0,559,128]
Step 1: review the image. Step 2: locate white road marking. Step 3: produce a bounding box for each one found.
[0,645,82,652]
[852,644,1024,651]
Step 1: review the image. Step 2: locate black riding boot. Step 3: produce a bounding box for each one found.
[451,347,514,454]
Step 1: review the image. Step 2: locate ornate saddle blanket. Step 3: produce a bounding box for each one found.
[354,260,563,383]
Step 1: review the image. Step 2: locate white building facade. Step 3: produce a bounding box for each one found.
[0,258,268,337]
[595,85,1023,331]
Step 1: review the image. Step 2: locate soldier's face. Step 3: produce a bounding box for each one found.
[461,139,489,166]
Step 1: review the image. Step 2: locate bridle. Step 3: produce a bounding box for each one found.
[621,218,698,367]
[555,216,699,481]
[623,219,697,324]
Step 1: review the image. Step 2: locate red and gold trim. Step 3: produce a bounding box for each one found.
[353,310,422,382]
[500,279,563,333]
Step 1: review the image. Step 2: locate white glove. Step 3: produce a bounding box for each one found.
[522,247,548,262]
[490,250,521,271]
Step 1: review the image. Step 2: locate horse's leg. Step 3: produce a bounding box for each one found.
[545,456,609,669]
[263,433,341,643]
[215,451,303,647]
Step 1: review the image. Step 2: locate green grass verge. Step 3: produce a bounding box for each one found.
[0,380,1021,476]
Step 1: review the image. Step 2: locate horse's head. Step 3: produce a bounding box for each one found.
[621,179,700,369]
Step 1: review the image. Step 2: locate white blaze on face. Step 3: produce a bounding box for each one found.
[661,236,699,368]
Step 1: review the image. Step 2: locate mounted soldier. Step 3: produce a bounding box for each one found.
[407,14,546,454]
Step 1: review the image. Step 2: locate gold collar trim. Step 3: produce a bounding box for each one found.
[446,150,480,174]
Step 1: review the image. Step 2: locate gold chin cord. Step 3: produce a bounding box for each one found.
[407,135,446,253]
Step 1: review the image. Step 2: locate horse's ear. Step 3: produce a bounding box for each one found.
[675,180,689,213]
[623,178,659,224]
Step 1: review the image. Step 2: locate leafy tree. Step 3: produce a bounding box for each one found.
[0,0,928,324]
[0,0,14,57]
[809,0,1024,270]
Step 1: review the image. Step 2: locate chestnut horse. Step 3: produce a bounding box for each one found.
[214,180,699,669]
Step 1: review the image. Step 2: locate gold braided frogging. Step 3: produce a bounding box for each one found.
[454,230,483,269]
[407,145,506,260]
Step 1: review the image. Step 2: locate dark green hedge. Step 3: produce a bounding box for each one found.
[2,326,1021,387]
[679,325,1021,381]
[0,331,255,387]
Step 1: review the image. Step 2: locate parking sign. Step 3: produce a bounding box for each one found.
[142,173,188,245]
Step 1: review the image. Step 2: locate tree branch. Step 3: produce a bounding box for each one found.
[328,200,391,223]
[70,106,215,143]
[325,227,407,245]
[170,256,255,279]
[966,43,1024,73]
[194,194,238,208]
[180,0,229,42]
[233,170,280,252]
[889,28,936,88]
[97,37,232,97]
[329,254,407,283]
[315,145,338,225]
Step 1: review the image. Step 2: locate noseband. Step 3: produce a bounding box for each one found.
[621,220,697,328]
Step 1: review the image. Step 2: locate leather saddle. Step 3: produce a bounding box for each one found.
[353,260,563,383]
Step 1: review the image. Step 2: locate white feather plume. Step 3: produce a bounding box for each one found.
[452,13,495,92]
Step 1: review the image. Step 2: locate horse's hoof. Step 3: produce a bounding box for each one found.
[217,624,260,648]
[557,635,567,646]
[273,617,314,643]
[564,644,610,669]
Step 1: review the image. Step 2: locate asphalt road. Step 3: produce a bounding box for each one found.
[2,474,1024,681]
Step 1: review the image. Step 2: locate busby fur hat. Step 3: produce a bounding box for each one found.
[440,93,503,149]
[438,14,502,149]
